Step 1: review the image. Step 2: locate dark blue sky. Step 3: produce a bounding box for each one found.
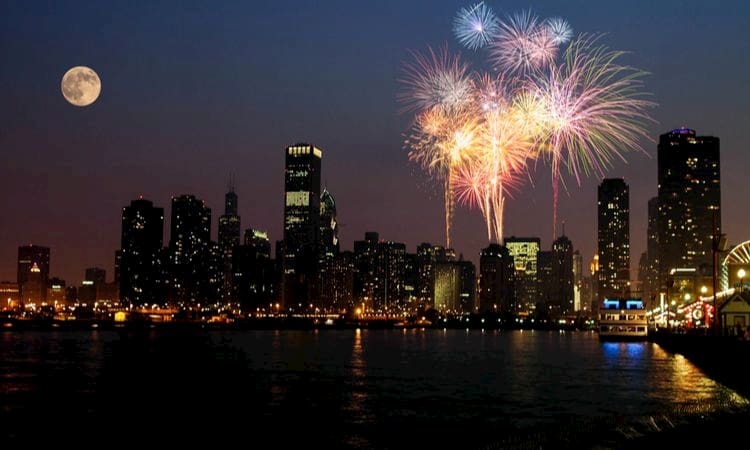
[1,0,748,284]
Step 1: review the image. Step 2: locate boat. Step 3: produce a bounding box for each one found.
[598,298,648,341]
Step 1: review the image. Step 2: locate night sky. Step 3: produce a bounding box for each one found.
[1,0,748,285]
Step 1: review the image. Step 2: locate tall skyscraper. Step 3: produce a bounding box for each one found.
[416,243,448,308]
[645,196,660,306]
[536,250,554,308]
[479,244,515,312]
[597,178,630,301]
[282,143,322,310]
[233,229,274,312]
[169,194,212,304]
[120,198,164,306]
[218,183,241,303]
[572,250,583,311]
[552,235,574,314]
[319,251,354,313]
[505,237,541,312]
[80,267,106,303]
[434,262,460,313]
[354,232,379,308]
[657,128,720,289]
[319,188,339,257]
[17,245,50,303]
[433,260,475,313]
[375,241,406,312]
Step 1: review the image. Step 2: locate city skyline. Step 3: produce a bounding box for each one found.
[2,1,750,284]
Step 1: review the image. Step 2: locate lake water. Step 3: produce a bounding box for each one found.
[1,329,747,448]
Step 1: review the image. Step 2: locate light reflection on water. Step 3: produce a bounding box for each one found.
[0,329,747,447]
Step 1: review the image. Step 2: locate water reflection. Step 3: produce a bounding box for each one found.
[1,329,748,447]
[345,329,370,423]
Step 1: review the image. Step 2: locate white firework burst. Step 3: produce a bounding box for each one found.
[453,2,500,50]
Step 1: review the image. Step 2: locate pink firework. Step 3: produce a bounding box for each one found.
[490,11,558,75]
[530,34,656,237]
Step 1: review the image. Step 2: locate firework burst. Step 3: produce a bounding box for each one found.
[490,10,557,75]
[545,17,573,45]
[453,2,500,50]
[530,34,656,237]
[401,6,655,246]
[398,46,473,113]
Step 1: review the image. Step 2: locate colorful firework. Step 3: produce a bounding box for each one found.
[490,10,557,75]
[530,34,656,237]
[401,5,655,246]
[453,2,500,50]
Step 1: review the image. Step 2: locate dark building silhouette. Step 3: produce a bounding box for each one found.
[537,250,554,308]
[479,243,515,312]
[597,178,630,301]
[17,245,50,303]
[403,252,419,306]
[218,183,241,303]
[657,128,720,288]
[233,229,274,312]
[169,194,212,304]
[320,251,355,312]
[119,198,164,306]
[644,196,660,307]
[572,250,583,311]
[282,144,322,310]
[319,188,339,257]
[354,232,379,307]
[552,235,574,314]
[375,241,406,312]
[114,250,121,284]
[80,267,106,303]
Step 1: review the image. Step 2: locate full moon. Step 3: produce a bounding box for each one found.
[61,66,101,107]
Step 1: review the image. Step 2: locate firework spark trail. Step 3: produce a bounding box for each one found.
[453,2,500,50]
[531,34,656,237]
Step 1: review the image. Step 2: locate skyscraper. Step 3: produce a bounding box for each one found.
[218,183,241,303]
[80,267,106,303]
[645,196,660,306]
[657,128,720,289]
[479,244,515,312]
[282,143,322,310]
[434,262,460,313]
[119,198,164,306]
[17,245,50,303]
[505,237,541,312]
[572,250,583,311]
[537,250,554,308]
[353,232,379,309]
[169,194,212,304]
[319,188,339,257]
[375,241,406,312]
[552,235,574,314]
[416,243,448,308]
[597,178,630,301]
[233,229,274,313]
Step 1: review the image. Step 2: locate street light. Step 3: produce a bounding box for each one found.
[670,300,677,331]
[700,286,708,295]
